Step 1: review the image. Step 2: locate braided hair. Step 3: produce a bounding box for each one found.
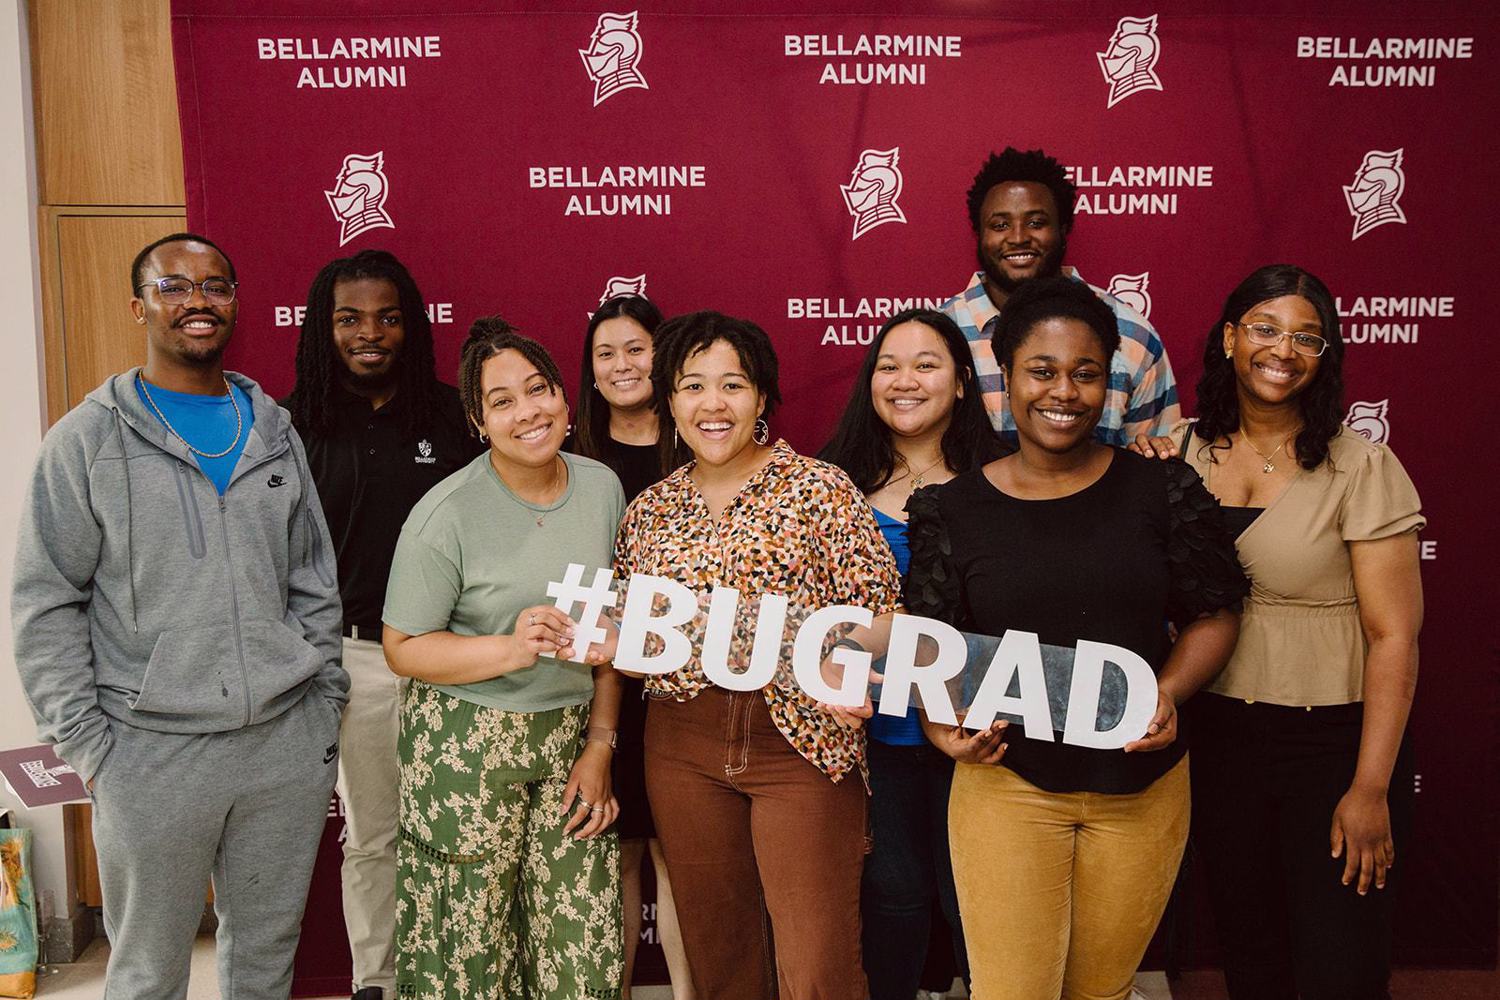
[1193,264,1346,471]
[458,316,566,439]
[286,249,443,441]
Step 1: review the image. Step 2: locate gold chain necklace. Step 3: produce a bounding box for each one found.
[1241,432,1292,474]
[136,373,245,459]
[899,454,946,488]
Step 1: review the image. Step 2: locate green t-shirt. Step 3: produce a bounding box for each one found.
[383,451,626,713]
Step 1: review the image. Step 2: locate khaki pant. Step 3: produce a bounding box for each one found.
[950,757,1189,1000]
[335,637,401,995]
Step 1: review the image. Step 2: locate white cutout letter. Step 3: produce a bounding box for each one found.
[1063,639,1158,749]
[614,574,697,676]
[879,613,963,725]
[700,587,789,691]
[964,630,1054,741]
[792,605,874,707]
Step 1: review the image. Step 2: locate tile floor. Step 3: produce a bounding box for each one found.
[28,936,1496,999]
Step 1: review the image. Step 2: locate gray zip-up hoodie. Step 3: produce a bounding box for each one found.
[11,368,347,786]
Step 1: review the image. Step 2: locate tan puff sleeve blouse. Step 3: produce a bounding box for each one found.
[1178,423,1424,707]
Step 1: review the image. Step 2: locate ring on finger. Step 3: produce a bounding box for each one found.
[590,806,604,813]
[578,797,591,809]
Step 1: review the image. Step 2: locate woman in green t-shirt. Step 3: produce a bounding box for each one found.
[383,317,626,1000]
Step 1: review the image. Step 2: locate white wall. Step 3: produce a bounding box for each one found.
[0,0,72,924]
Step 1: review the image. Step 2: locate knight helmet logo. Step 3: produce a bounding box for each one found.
[580,11,648,106]
[1343,149,1407,241]
[1345,399,1391,445]
[324,152,395,247]
[590,274,648,318]
[1106,272,1153,319]
[841,147,907,241]
[1097,15,1163,108]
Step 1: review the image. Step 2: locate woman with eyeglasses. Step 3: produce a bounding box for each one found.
[1141,265,1425,1000]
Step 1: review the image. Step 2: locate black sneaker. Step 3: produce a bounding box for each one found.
[352,989,383,1000]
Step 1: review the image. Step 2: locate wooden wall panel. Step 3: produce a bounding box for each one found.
[29,0,184,206]
[40,210,185,423]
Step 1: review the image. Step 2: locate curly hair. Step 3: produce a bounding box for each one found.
[1193,264,1345,471]
[285,249,443,442]
[573,295,664,461]
[990,276,1120,371]
[819,309,1006,494]
[965,147,1077,233]
[457,316,565,438]
[650,311,781,471]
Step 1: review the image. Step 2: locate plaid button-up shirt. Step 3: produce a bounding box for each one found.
[940,269,1181,446]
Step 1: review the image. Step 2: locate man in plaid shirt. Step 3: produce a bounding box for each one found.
[940,147,1180,447]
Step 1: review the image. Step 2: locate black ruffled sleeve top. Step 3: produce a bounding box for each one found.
[904,448,1249,794]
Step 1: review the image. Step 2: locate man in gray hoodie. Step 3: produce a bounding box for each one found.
[11,232,347,1000]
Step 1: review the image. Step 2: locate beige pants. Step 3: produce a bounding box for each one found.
[334,637,402,994]
[950,757,1190,1000]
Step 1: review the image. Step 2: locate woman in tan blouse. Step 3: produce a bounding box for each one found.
[1143,264,1424,1000]
[613,311,901,1000]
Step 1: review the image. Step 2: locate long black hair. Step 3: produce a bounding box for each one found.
[286,249,443,441]
[1194,264,1345,471]
[819,309,1005,494]
[573,295,664,460]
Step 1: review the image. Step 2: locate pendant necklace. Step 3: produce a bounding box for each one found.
[1243,433,1292,474]
[903,454,946,488]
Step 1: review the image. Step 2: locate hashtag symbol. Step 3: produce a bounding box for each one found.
[545,563,619,663]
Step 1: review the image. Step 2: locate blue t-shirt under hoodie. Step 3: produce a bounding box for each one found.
[136,378,254,494]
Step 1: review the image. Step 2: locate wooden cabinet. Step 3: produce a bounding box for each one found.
[29,1,185,917]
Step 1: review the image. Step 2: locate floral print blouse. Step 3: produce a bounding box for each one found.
[613,440,902,783]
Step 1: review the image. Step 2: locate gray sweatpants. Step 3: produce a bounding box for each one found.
[91,691,341,1000]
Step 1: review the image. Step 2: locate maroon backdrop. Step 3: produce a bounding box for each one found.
[171,0,1499,990]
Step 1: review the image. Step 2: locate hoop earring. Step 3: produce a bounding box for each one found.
[478,431,489,443]
[753,419,770,446]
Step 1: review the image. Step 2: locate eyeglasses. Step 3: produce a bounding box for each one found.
[1237,322,1328,358]
[135,276,239,306]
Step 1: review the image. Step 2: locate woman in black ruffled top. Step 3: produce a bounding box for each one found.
[904,277,1249,1000]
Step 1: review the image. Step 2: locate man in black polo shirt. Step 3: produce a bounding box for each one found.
[284,250,478,1000]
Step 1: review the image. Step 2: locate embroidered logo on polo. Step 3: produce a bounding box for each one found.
[1345,399,1391,444]
[841,147,906,240]
[1106,272,1153,319]
[325,152,395,246]
[415,439,436,464]
[1097,15,1163,108]
[589,274,648,318]
[580,12,648,106]
[1343,149,1407,241]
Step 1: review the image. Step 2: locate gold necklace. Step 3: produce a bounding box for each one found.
[1241,432,1292,474]
[136,373,244,459]
[900,454,946,488]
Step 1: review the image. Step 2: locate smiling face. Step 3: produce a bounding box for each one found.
[870,321,962,441]
[976,181,1067,298]
[590,316,654,412]
[668,338,766,469]
[1223,294,1323,407]
[331,277,405,391]
[476,348,569,471]
[1004,317,1108,454]
[131,240,238,367]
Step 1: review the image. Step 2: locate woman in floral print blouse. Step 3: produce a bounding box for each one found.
[613,310,902,1000]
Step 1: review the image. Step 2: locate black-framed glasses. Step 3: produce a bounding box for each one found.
[135,276,239,306]
[1237,322,1328,357]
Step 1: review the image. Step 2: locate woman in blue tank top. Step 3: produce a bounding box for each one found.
[819,308,1005,999]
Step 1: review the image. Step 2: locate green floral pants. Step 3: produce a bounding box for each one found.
[395,682,622,1000]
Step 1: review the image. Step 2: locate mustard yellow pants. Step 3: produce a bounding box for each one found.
[949,757,1189,1000]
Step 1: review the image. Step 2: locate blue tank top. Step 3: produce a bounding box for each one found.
[869,508,925,746]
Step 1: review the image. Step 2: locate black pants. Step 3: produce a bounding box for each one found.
[1188,693,1414,1000]
[860,739,969,1000]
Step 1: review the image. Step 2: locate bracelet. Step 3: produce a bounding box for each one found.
[586,727,617,750]
[833,637,866,652]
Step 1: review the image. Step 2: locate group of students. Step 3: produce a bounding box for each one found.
[11,145,1423,1000]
